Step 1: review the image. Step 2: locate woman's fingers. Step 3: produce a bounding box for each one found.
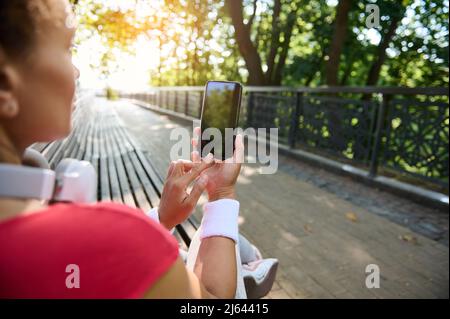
[181,153,214,185]
[191,150,201,163]
[192,126,244,164]
[191,137,198,148]
[192,127,200,148]
[192,127,200,161]
[231,134,244,164]
[166,161,175,178]
[181,161,197,173]
[170,160,196,177]
[171,161,185,177]
[185,174,208,207]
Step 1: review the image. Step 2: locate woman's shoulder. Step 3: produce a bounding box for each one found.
[0,201,168,240]
[0,201,178,252]
[0,202,179,298]
[1,201,153,228]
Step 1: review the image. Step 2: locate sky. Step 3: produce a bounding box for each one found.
[73,34,159,90]
[73,0,162,90]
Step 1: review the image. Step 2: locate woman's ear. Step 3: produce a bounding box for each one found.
[0,49,10,90]
[0,92,19,119]
[0,58,20,119]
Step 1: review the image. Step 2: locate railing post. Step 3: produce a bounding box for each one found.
[288,91,302,148]
[175,91,178,113]
[198,90,203,118]
[185,91,189,116]
[166,91,169,109]
[369,94,390,178]
[158,90,162,108]
[247,92,255,127]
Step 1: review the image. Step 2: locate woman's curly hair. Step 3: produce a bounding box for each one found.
[0,1,37,59]
[0,0,70,59]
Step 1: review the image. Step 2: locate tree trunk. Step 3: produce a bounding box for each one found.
[272,9,298,85]
[158,36,162,86]
[325,0,351,86]
[366,15,402,86]
[226,0,266,85]
[266,0,282,83]
[359,10,404,162]
[325,0,352,152]
[340,55,354,85]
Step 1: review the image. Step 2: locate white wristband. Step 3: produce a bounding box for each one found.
[200,199,239,243]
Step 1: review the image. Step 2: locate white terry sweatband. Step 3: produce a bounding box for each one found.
[200,199,239,243]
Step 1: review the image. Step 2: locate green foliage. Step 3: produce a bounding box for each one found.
[105,87,118,100]
[72,0,448,87]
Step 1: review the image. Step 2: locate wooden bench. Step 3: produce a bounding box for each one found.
[32,96,199,249]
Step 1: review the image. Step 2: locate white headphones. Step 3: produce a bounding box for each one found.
[0,156,97,203]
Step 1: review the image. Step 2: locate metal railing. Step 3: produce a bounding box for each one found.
[118,86,449,193]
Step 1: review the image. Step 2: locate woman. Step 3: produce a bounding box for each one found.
[0,0,242,298]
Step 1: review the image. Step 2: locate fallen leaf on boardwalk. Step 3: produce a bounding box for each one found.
[345,212,358,222]
[399,234,419,245]
[304,224,313,233]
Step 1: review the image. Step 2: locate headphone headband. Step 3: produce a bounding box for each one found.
[0,164,55,200]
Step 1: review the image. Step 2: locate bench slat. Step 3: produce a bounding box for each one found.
[98,116,111,202]
[103,121,124,203]
[110,117,149,209]
[128,151,161,208]
[121,130,164,193]
[32,98,197,249]
[108,126,136,207]
[75,120,92,160]
[62,126,81,159]
[111,127,137,207]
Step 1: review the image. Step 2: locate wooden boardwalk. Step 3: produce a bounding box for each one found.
[110,98,448,299]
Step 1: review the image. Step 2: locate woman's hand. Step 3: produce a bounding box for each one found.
[191,127,244,202]
[158,156,214,229]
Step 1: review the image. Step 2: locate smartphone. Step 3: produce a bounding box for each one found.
[200,81,243,160]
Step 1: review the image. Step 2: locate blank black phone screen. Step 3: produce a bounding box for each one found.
[200,81,242,160]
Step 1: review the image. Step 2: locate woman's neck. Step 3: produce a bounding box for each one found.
[0,125,37,222]
[0,198,46,223]
[0,125,22,165]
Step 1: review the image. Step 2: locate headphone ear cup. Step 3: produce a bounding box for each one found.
[53,158,97,203]
[22,148,50,169]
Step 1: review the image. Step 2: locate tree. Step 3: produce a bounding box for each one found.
[325,0,352,86]
[366,2,408,86]
[70,0,448,88]
[225,0,301,85]
[225,0,266,85]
